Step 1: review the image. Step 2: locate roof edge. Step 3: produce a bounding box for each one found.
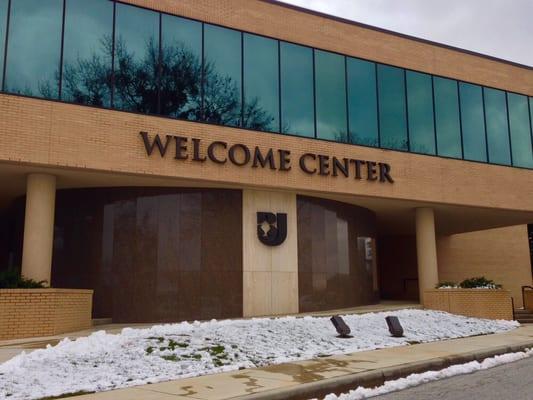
[262,0,533,71]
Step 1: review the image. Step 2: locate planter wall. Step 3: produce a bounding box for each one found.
[524,289,533,311]
[0,289,93,340]
[424,289,513,320]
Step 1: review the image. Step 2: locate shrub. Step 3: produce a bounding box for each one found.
[436,277,502,289]
[0,267,48,289]
[459,276,502,289]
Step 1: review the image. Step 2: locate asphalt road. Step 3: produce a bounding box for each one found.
[374,356,533,400]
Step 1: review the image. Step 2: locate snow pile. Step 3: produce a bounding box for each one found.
[322,348,533,400]
[0,309,518,400]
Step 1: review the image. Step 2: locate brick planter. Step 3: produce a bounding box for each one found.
[423,289,513,320]
[0,289,93,340]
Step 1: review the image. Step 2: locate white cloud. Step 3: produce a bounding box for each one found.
[280,0,533,67]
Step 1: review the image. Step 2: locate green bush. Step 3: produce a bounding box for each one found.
[0,267,48,289]
[459,276,501,289]
[436,277,502,289]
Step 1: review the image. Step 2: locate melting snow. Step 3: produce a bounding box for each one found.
[0,309,519,400]
[321,348,533,399]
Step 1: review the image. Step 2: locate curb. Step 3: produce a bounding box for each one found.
[233,340,533,400]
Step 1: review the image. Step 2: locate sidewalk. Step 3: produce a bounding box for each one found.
[64,324,533,400]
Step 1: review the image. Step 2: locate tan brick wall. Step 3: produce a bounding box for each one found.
[437,225,533,308]
[1,95,533,215]
[122,0,533,95]
[424,289,513,320]
[0,289,93,340]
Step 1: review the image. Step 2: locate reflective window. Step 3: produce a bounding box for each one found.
[377,65,408,150]
[4,0,63,98]
[484,87,511,165]
[406,71,435,154]
[346,57,378,146]
[0,0,7,89]
[114,3,159,113]
[62,0,114,107]
[204,24,241,127]
[160,14,202,120]
[315,50,347,141]
[459,82,487,162]
[507,93,533,168]
[243,33,279,132]
[434,77,462,158]
[280,42,314,137]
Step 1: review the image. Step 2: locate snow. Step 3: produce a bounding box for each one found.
[437,285,501,289]
[321,348,533,400]
[0,309,518,400]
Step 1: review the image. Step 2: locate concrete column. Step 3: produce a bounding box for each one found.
[415,207,439,304]
[21,174,57,284]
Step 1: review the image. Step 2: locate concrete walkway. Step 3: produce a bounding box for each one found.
[57,324,533,400]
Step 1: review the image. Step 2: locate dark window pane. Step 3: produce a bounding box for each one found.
[434,77,462,158]
[280,42,314,137]
[62,0,113,107]
[315,50,347,141]
[114,3,159,113]
[459,82,487,162]
[346,57,378,147]
[243,33,279,132]
[484,87,511,165]
[508,93,533,168]
[160,14,202,120]
[5,0,62,98]
[377,65,408,150]
[0,0,7,89]
[406,71,435,154]
[204,24,241,127]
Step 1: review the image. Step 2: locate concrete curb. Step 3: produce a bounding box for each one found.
[233,340,533,400]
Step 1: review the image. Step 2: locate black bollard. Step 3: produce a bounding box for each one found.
[330,315,352,338]
[385,316,404,337]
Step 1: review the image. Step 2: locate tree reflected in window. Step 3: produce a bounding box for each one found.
[61,31,273,130]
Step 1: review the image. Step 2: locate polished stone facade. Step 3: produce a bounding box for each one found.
[297,196,379,312]
[50,188,243,322]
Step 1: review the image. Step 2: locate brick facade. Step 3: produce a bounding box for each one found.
[0,0,531,330]
[0,289,93,340]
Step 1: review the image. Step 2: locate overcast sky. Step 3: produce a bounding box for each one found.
[281,0,533,67]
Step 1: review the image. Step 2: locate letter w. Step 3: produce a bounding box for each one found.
[140,131,173,157]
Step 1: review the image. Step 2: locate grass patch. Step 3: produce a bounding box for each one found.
[162,354,180,362]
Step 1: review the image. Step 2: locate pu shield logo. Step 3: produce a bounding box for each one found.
[257,212,287,246]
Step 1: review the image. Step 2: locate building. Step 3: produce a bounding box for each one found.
[0,0,532,323]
